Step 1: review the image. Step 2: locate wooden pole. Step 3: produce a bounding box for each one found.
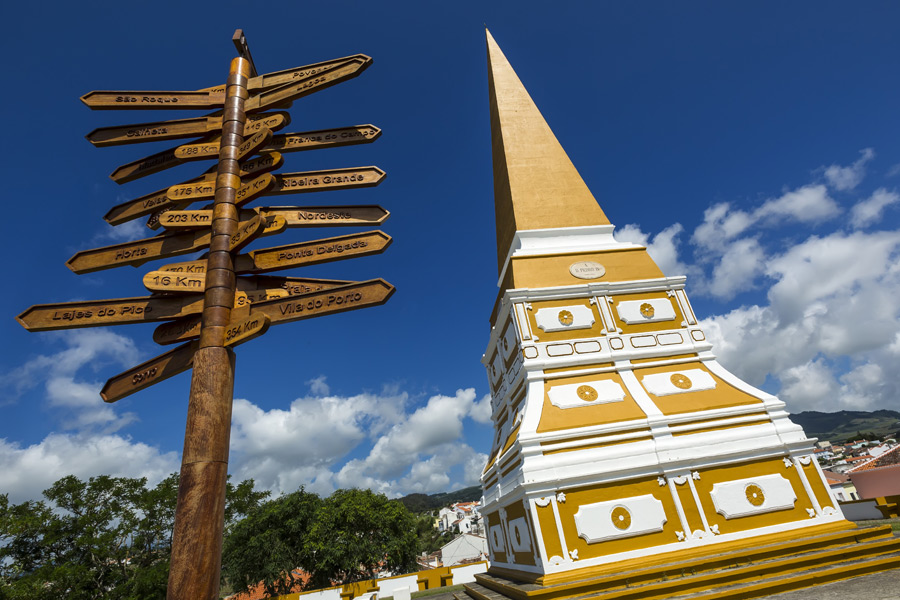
[166,53,251,600]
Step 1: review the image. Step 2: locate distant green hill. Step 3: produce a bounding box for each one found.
[791,410,900,443]
[397,485,482,513]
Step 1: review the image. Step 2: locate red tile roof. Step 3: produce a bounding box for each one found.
[850,445,900,473]
[225,569,310,600]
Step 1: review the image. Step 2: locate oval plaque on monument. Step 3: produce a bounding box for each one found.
[569,261,606,280]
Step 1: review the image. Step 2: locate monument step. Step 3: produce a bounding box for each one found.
[465,525,897,600]
[556,540,900,600]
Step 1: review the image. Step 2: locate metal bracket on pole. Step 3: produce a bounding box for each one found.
[232,29,258,77]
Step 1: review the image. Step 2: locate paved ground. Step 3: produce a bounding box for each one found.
[759,569,900,600]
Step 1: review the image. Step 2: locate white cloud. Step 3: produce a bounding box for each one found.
[702,228,900,412]
[887,163,900,178]
[755,185,840,224]
[823,148,874,191]
[0,330,141,432]
[229,388,488,498]
[0,433,178,504]
[850,188,900,229]
[615,223,691,277]
[707,237,766,300]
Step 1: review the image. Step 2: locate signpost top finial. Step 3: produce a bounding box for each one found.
[232,29,258,77]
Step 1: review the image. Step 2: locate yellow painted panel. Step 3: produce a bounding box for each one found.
[803,462,835,510]
[534,501,563,562]
[634,361,764,415]
[674,484,705,534]
[525,298,606,344]
[538,371,647,433]
[504,500,537,566]
[484,511,508,564]
[630,353,697,365]
[671,419,771,437]
[544,362,614,375]
[556,476,680,561]
[608,292,685,335]
[508,249,665,291]
[692,458,816,536]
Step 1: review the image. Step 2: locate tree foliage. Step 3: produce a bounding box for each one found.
[222,488,321,598]
[0,473,266,600]
[223,488,420,598]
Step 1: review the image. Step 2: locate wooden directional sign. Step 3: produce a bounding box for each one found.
[157,259,209,274]
[236,275,355,295]
[81,90,227,111]
[107,153,281,225]
[157,210,213,230]
[101,340,199,403]
[260,205,389,227]
[85,112,289,147]
[153,290,284,345]
[197,54,370,93]
[235,174,276,206]
[17,294,205,332]
[236,127,272,161]
[143,271,206,293]
[268,125,380,152]
[224,313,270,347]
[83,56,371,112]
[236,230,391,274]
[174,125,382,160]
[228,214,263,252]
[70,212,267,274]
[244,56,372,113]
[67,229,212,274]
[110,135,282,184]
[270,167,386,195]
[249,279,395,326]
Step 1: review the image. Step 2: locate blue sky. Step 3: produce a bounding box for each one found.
[2,2,899,503]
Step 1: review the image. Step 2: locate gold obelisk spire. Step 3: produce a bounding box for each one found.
[487,29,611,273]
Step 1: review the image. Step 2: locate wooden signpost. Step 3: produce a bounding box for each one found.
[17,31,394,600]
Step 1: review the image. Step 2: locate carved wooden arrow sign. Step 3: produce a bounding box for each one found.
[249,278,395,326]
[109,136,283,184]
[166,172,275,204]
[101,340,198,403]
[69,212,266,274]
[81,90,227,111]
[173,125,381,160]
[224,313,270,347]
[106,153,282,225]
[197,54,370,93]
[244,56,372,112]
[143,271,206,293]
[17,294,205,332]
[269,167,386,195]
[236,230,392,273]
[83,55,371,112]
[261,205,390,227]
[85,112,289,147]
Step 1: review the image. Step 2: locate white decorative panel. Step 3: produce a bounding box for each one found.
[522,346,538,359]
[489,525,506,553]
[500,325,517,359]
[574,341,601,354]
[535,305,595,332]
[657,332,683,345]
[547,343,573,357]
[507,517,532,553]
[548,379,626,409]
[574,494,667,543]
[642,368,716,397]
[710,474,797,519]
[690,329,706,341]
[615,298,676,324]
[631,335,657,348]
[609,338,624,350]
[490,354,503,383]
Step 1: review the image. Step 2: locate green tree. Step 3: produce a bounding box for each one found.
[0,473,267,600]
[222,487,321,598]
[306,489,418,589]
